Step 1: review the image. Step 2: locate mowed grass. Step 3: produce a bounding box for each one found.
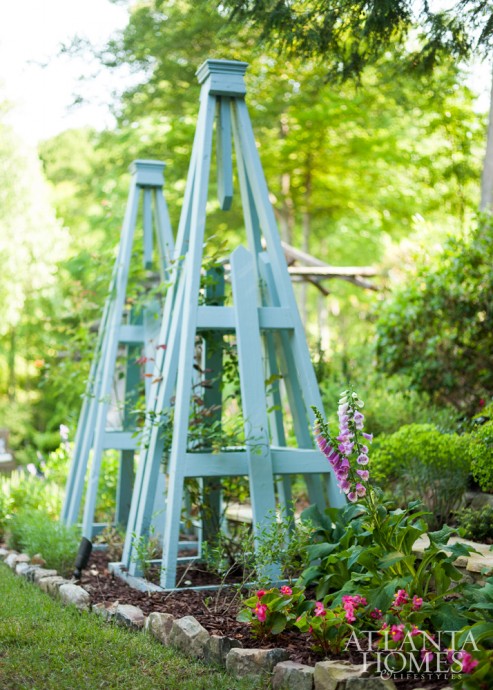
[0,565,263,690]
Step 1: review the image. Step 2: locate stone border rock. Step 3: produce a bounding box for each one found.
[0,546,456,690]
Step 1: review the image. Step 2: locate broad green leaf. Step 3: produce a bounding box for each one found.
[270,612,287,634]
[458,622,493,646]
[236,609,252,623]
[306,542,337,561]
[430,603,469,631]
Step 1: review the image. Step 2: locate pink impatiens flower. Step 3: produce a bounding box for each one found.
[256,589,266,599]
[412,595,423,611]
[456,651,478,674]
[390,624,405,642]
[393,589,409,607]
[341,595,366,622]
[421,650,434,664]
[370,608,382,619]
[314,601,326,617]
[254,603,268,622]
[280,586,292,596]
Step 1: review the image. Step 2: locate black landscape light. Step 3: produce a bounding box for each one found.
[73,537,93,580]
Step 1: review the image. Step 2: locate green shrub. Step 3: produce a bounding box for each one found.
[0,471,63,518]
[43,443,71,485]
[456,505,493,543]
[95,450,119,522]
[371,423,471,526]
[8,510,79,577]
[318,363,457,438]
[0,471,65,540]
[375,220,493,412]
[468,420,493,493]
[0,489,10,540]
[361,380,457,436]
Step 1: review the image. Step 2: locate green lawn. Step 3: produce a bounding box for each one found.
[0,565,262,690]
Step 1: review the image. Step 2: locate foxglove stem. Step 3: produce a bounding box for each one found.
[312,389,372,504]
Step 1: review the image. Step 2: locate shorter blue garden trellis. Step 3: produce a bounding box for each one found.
[116,60,345,590]
[61,160,174,539]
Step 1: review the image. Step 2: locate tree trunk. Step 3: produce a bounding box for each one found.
[278,114,295,243]
[480,62,493,212]
[301,163,312,326]
[7,328,16,401]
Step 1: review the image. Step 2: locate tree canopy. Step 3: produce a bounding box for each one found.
[0,0,485,463]
[222,0,493,80]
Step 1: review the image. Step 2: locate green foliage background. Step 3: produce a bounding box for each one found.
[0,0,490,512]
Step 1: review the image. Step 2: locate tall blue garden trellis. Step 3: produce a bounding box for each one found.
[61,160,174,539]
[118,60,345,590]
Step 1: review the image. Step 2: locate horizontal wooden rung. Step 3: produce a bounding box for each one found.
[103,431,139,451]
[196,306,294,330]
[119,325,146,344]
[183,447,328,477]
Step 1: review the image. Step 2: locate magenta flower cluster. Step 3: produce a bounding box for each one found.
[313,390,373,502]
[341,594,367,622]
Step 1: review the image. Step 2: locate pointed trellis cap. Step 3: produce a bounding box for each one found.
[196,59,248,97]
[130,159,166,187]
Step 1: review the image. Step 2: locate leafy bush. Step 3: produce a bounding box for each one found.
[95,451,119,521]
[468,420,493,493]
[376,219,493,412]
[202,507,314,588]
[95,525,125,562]
[0,471,64,540]
[318,355,457,437]
[371,423,470,525]
[42,443,71,485]
[360,379,457,437]
[8,510,79,577]
[457,505,493,543]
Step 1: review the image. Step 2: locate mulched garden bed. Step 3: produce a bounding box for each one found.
[80,550,451,689]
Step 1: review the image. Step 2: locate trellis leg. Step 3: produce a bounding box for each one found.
[81,182,141,539]
[230,246,279,580]
[115,311,141,528]
[263,330,293,513]
[122,95,207,570]
[143,188,153,269]
[216,97,233,210]
[153,188,174,276]
[123,273,186,574]
[259,253,342,508]
[160,91,217,589]
[62,260,118,526]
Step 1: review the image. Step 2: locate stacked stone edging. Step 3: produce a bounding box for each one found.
[0,547,457,689]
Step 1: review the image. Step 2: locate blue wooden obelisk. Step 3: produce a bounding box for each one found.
[119,61,345,589]
[61,160,174,538]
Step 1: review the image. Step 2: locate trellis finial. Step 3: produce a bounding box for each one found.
[131,160,166,187]
[196,59,248,96]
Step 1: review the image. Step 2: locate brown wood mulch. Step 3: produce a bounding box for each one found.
[79,551,450,689]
